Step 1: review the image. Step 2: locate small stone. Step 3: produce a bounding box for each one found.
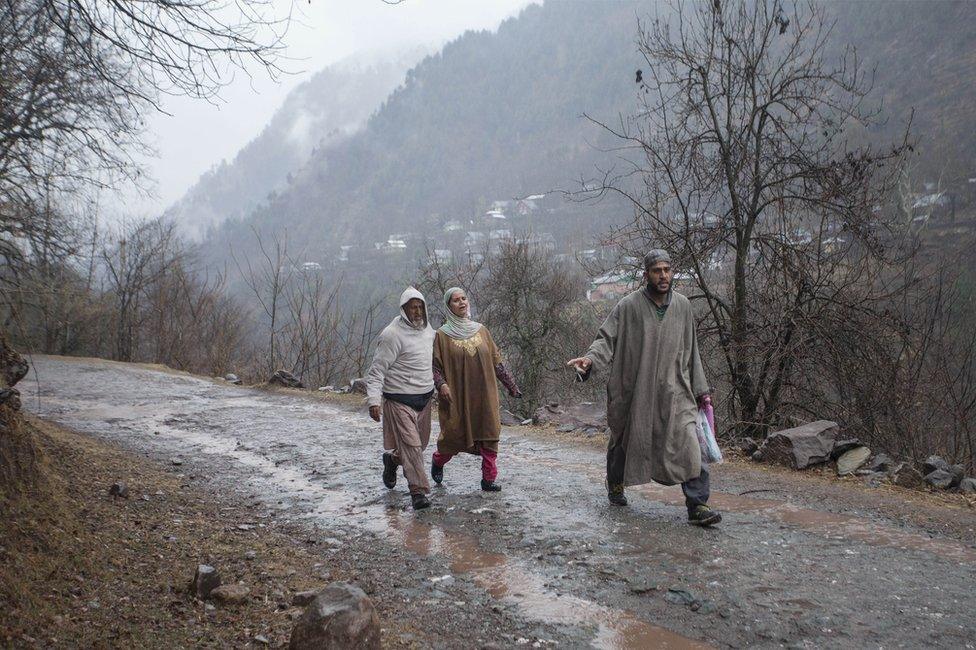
[224,373,242,385]
[108,482,129,498]
[254,634,270,645]
[245,550,257,561]
[520,419,533,426]
[171,458,183,466]
[210,584,250,604]
[958,478,976,494]
[190,565,221,600]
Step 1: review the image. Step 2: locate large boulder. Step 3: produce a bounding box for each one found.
[924,469,955,489]
[754,420,839,469]
[289,583,379,650]
[959,478,976,494]
[891,465,926,489]
[836,446,871,476]
[922,455,950,475]
[269,370,304,389]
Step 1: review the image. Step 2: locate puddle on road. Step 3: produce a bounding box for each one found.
[385,510,710,650]
[507,450,976,565]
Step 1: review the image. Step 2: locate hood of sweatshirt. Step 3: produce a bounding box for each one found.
[397,286,430,331]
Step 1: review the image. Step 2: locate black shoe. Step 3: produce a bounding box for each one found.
[382,452,397,489]
[688,505,722,527]
[480,479,501,492]
[607,483,628,506]
[431,462,443,485]
[411,493,431,510]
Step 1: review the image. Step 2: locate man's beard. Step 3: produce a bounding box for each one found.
[649,281,670,295]
[409,317,425,327]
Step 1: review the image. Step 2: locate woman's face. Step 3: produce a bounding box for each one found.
[449,291,469,317]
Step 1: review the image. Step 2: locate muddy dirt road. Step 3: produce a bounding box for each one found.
[22,356,976,649]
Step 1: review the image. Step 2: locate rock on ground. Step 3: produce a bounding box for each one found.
[924,469,955,489]
[922,455,950,475]
[836,447,871,476]
[190,564,221,599]
[269,370,304,389]
[754,420,838,469]
[959,477,976,494]
[349,378,368,395]
[210,584,250,604]
[289,583,379,650]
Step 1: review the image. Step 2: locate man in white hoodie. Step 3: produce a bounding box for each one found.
[366,287,436,510]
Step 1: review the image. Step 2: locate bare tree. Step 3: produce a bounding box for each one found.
[232,228,291,377]
[101,217,184,361]
[585,0,909,436]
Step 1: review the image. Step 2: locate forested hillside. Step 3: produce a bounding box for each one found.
[195,0,976,269]
[166,46,429,240]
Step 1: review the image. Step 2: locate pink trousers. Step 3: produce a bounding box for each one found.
[432,446,497,482]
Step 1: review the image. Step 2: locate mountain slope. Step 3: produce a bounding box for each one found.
[166,46,430,239]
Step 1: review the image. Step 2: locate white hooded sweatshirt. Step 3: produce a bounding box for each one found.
[365,287,435,408]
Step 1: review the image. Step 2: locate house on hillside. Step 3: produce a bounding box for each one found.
[516,194,545,215]
[433,249,453,264]
[912,191,956,222]
[464,231,486,250]
[443,219,463,232]
[587,269,641,302]
[338,245,354,262]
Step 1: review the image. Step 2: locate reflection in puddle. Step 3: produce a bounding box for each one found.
[386,511,710,650]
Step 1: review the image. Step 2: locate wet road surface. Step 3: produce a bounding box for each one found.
[22,356,976,649]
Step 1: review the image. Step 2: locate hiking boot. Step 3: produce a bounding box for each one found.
[411,493,431,510]
[607,483,628,506]
[688,504,722,527]
[480,479,502,492]
[431,462,443,485]
[382,452,397,489]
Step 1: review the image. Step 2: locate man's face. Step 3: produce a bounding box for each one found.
[645,261,672,295]
[404,298,426,326]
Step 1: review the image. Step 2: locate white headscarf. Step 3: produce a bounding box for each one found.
[439,287,482,340]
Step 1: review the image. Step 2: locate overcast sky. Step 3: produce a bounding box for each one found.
[121,0,533,217]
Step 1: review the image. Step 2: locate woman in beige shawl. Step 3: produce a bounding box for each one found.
[431,287,521,491]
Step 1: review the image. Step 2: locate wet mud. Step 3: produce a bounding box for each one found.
[22,357,976,649]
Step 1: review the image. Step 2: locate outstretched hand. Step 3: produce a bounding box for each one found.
[566,357,592,373]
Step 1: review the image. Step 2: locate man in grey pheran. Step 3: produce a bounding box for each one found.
[567,249,722,526]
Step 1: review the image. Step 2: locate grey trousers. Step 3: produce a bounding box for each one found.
[607,442,710,513]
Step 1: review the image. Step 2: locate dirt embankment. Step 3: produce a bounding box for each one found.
[0,418,510,648]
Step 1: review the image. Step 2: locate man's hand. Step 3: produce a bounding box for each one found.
[566,357,592,373]
[369,405,381,422]
[438,383,452,407]
[697,394,711,410]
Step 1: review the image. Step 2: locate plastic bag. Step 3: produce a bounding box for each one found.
[696,408,723,464]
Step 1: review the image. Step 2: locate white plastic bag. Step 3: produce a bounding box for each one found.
[696,409,723,464]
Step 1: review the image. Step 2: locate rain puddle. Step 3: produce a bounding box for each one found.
[384,510,710,650]
[505,450,976,565]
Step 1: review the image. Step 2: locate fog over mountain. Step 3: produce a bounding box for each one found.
[166,46,431,240]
